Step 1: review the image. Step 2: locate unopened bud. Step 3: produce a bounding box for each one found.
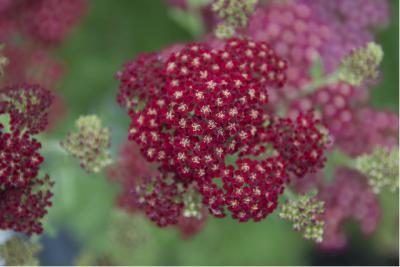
[279,192,325,243]
[355,147,399,194]
[339,42,383,86]
[61,115,112,173]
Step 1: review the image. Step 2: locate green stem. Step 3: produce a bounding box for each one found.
[283,187,297,201]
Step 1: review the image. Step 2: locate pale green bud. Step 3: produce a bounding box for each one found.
[0,43,9,78]
[182,185,203,219]
[279,192,325,243]
[339,42,383,86]
[212,0,258,39]
[60,115,112,173]
[355,147,399,194]
[0,237,41,266]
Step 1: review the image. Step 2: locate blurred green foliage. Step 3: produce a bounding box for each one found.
[39,0,398,265]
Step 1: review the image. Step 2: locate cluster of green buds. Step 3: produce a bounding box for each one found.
[60,115,112,173]
[338,42,383,86]
[0,237,41,266]
[279,192,325,243]
[355,147,399,194]
[181,184,203,219]
[0,43,8,78]
[212,0,258,39]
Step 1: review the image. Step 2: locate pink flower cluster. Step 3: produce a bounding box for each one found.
[318,167,380,250]
[0,0,87,45]
[115,38,328,228]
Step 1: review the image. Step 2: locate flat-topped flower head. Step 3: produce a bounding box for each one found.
[0,83,53,135]
[61,115,112,173]
[117,37,330,225]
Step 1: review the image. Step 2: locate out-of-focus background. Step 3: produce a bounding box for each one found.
[28,0,398,265]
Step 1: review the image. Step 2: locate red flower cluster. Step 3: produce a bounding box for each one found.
[0,84,53,235]
[0,130,43,188]
[267,112,327,177]
[116,38,328,226]
[132,174,184,227]
[0,83,53,134]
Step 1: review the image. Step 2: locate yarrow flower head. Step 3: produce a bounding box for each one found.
[117,37,328,226]
[212,0,258,39]
[338,42,383,86]
[355,147,399,194]
[60,115,112,173]
[279,192,324,243]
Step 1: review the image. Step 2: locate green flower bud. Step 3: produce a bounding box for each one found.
[279,192,325,243]
[355,147,399,194]
[212,0,258,39]
[0,237,41,266]
[339,42,383,86]
[0,43,8,78]
[60,115,112,173]
[182,185,203,219]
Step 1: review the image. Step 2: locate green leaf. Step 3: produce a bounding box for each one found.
[168,8,205,37]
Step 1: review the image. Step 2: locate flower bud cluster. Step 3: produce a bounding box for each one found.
[339,42,383,86]
[0,237,40,266]
[61,115,112,173]
[355,147,399,194]
[279,192,324,243]
[212,0,258,38]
